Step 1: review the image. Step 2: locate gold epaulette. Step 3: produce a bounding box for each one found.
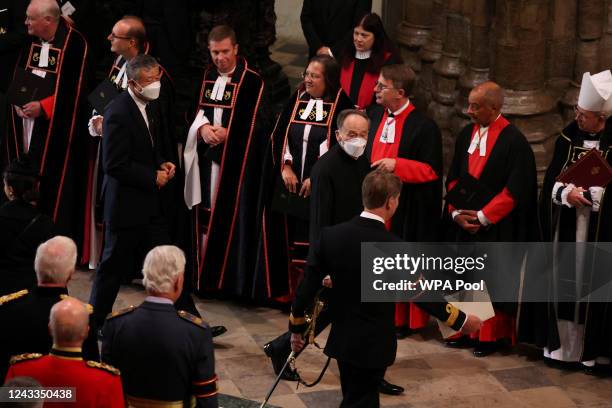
[0,289,29,306]
[289,313,306,326]
[10,353,43,365]
[106,305,136,320]
[86,360,120,376]
[445,303,460,327]
[60,294,94,314]
[177,310,206,328]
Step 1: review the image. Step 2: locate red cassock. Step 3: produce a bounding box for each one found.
[5,349,124,407]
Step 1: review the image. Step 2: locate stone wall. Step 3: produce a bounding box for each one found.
[391,0,609,182]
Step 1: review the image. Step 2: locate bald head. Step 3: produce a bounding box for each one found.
[467,81,504,126]
[26,0,60,40]
[49,298,90,347]
[109,16,146,58]
[34,236,77,285]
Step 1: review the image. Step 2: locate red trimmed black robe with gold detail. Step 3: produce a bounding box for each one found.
[254,87,353,300]
[191,58,266,296]
[4,17,87,236]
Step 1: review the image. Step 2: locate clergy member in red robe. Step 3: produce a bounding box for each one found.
[365,64,443,338]
[444,81,538,357]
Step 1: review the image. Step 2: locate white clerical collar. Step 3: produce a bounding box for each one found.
[389,99,411,117]
[300,97,324,121]
[360,211,385,224]
[355,50,372,60]
[211,66,236,101]
[38,40,53,68]
[468,114,502,156]
[145,296,174,305]
[219,65,236,77]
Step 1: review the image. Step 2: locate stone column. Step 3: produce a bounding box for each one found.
[413,0,446,110]
[395,0,435,74]
[492,0,562,183]
[561,0,605,124]
[453,0,493,139]
[429,0,471,170]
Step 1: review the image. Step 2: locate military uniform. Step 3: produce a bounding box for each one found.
[5,347,124,407]
[0,287,100,379]
[102,299,218,408]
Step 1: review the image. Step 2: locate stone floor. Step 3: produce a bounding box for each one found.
[270,40,309,93]
[68,269,612,408]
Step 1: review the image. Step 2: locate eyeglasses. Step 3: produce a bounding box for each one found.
[374,81,395,91]
[109,32,132,40]
[302,71,322,80]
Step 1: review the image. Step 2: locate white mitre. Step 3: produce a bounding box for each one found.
[578,70,612,112]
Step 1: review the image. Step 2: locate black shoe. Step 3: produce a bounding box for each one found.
[263,342,300,381]
[395,326,415,339]
[378,379,404,395]
[211,325,227,338]
[583,364,610,377]
[444,336,474,348]
[473,341,497,358]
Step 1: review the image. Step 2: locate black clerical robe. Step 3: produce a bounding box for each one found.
[254,87,353,300]
[4,17,87,236]
[519,119,612,362]
[309,143,371,243]
[188,58,266,296]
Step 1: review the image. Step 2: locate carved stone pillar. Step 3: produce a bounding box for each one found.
[414,0,446,110]
[453,0,493,140]
[561,0,605,124]
[396,0,435,74]
[492,0,562,183]
[429,0,471,170]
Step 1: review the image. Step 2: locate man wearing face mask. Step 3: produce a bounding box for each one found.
[89,54,179,329]
[263,109,406,396]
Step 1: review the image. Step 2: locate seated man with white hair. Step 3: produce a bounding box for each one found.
[5,297,124,407]
[102,245,218,408]
[0,236,99,379]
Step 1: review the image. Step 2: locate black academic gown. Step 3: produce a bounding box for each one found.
[0,0,28,92]
[519,119,612,361]
[190,58,267,297]
[366,105,443,242]
[0,199,55,296]
[309,143,371,243]
[4,18,87,236]
[254,87,353,300]
[444,121,538,316]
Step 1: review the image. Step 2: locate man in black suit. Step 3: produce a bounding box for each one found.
[289,170,482,407]
[102,245,218,408]
[301,0,371,58]
[88,54,176,328]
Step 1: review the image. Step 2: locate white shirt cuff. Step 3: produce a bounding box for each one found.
[87,114,103,137]
[477,210,490,226]
[451,210,461,220]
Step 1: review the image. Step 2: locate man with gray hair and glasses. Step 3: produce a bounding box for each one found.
[102,245,218,408]
[0,236,99,379]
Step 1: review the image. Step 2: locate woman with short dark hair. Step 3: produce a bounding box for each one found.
[0,157,55,295]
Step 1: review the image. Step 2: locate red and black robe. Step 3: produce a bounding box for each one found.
[339,52,398,109]
[366,103,443,330]
[4,17,87,237]
[445,115,538,343]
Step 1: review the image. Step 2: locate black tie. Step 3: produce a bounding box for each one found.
[145,104,155,146]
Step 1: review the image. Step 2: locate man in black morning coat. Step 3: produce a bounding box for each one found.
[289,170,482,407]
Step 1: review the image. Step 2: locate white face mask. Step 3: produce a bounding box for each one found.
[339,137,367,159]
[136,80,161,101]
